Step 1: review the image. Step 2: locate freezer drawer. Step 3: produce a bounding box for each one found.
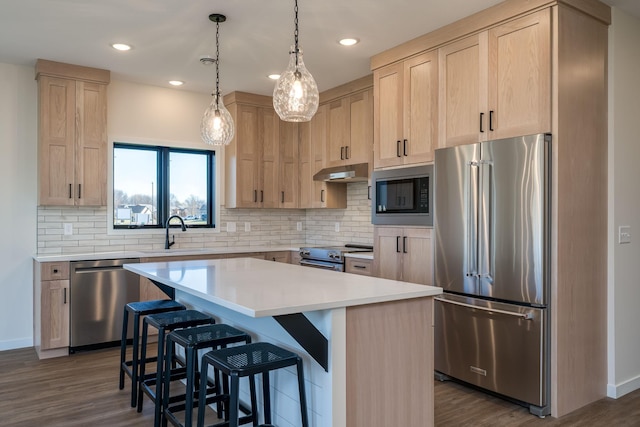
[434,294,547,408]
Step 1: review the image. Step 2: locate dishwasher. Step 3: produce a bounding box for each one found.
[69,258,140,352]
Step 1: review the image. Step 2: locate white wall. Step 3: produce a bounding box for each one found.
[0,63,38,350]
[607,7,640,398]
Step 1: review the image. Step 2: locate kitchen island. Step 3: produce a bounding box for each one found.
[125,257,441,427]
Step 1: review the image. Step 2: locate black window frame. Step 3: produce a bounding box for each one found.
[113,142,216,230]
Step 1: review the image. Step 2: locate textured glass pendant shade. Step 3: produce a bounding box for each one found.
[273,47,319,122]
[201,94,235,146]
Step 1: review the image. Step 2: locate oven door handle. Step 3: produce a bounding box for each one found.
[299,259,341,271]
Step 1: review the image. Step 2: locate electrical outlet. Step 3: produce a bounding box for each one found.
[227,222,236,232]
[619,226,631,244]
[335,222,340,232]
[245,222,251,232]
[63,223,73,236]
[296,222,302,231]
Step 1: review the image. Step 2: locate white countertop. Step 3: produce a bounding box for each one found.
[124,257,440,317]
[344,252,374,260]
[32,246,300,263]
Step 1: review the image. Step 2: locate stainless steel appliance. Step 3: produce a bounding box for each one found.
[371,165,433,226]
[69,258,141,351]
[433,134,550,417]
[299,245,373,271]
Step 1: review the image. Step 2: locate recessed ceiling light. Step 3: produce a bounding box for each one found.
[169,80,184,86]
[338,38,359,46]
[268,74,281,80]
[112,43,132,51]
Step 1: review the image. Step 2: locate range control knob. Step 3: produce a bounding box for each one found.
[300,250,310,257]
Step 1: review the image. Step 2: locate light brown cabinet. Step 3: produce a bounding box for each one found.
[36,60,110,206]
[374,51,438,168]
[299,104,347,209]
[374,226,432,285]
[267,251,291,263]
[225,92,298,209]
[438,9,551,148]
[34,261,70,358]
[325,89,373,168]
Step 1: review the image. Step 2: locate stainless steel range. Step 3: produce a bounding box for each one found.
[299,244,373,271]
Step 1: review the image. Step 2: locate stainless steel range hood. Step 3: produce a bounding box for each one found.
[312,163,369,182]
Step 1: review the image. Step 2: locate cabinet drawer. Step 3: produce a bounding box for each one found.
[41,262,70,281]
[345,258,373,276]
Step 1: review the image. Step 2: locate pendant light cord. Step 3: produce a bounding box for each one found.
[294,0,299,68]
[215,19,220,107]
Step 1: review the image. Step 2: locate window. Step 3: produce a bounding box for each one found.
[113,143,215,229]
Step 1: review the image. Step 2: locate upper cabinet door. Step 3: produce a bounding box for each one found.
[326,98,350,168]
[347,89,373,165]
[38,76,76,206]
[403,51,438,164]
[487,8,551,139]
[231,103,262,208]
[75,81,107,206]
[260,107,280,209]
[438,33,488,148]
[374,62,404,168]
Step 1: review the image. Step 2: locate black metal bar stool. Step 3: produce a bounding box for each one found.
[198,342,309,427]
[119,299,186,407]
[162,324,253,427]
[138,309,216,427]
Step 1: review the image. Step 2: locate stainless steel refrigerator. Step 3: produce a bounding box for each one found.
[433,133,550,417]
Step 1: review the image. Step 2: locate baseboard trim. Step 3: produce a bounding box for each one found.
[607,375,640,398]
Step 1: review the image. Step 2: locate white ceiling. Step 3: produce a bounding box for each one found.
[0,0,637,96]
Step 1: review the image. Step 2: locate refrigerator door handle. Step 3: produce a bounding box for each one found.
[435,296,534,320]
[479,160,494,284]
[467,161,480,278]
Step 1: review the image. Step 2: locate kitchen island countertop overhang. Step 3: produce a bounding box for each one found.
[123,257,441,317]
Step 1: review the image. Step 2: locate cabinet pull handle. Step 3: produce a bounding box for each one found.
[489,110,494,131]
[396,236,401,253]
[63,287,67,304]
[281,191,285,203]
[480,112,485,133]
[78,183,81,199]
[353,264,367,269]
[345,145,350,159]
[260,190,264,203]
[69,184,72,199]
[321,189,325,203]
[397,140,402,157]
[340,146,345,160]
[403,236,408,253]
[367,185,371,200]
[403,139,408,156]
[254,190,257,203]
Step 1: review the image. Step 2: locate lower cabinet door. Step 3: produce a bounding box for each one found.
[434,293,547,407]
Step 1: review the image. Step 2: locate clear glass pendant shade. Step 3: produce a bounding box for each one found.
[273,47,319,122]
[201,94,235,146]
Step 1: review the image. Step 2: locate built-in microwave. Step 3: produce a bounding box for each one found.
[371,165,433,226]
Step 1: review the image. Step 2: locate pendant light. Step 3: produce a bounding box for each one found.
[201,14,235,146]
[273,0,319,122]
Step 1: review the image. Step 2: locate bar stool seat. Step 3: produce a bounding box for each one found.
[163,324,253,427]
[119,299,186,407]
[198,342,309,427]
[138,309,216,427]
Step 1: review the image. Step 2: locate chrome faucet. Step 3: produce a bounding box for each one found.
[165,215,187,249]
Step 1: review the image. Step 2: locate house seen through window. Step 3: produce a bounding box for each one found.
[113,143,215,229]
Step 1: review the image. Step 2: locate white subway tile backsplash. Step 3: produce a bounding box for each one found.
[37,181,372,254]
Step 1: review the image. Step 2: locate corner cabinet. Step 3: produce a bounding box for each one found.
[299,104,347,208]
[34,261,70,359]
[438,9,551,148]
[325,88,373,168]
[224,92,298,209]
[374,51,438,168]
[36,59,110,206]
[374,226,432,285]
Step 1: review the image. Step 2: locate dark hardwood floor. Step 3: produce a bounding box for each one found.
[1,346,639,426]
